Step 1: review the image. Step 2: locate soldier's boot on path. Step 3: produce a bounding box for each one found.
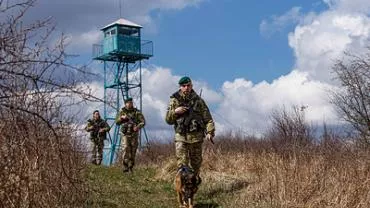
[122,162,130,173]
[122,164,129,173]
[196,175,202,186]
[127,160,134,173]
[96,159,102,165]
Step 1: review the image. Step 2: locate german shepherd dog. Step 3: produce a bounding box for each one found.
[175,165,198,208]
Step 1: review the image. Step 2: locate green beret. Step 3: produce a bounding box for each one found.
[178,76,192,85]
[124,97,133,103]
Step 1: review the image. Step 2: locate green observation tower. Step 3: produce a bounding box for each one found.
[92,18,153,165]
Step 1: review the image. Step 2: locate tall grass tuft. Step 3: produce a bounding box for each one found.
[148,133,370,207]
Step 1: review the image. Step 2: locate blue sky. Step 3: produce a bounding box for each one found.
[147,0,325,89]
[24,0,370,138]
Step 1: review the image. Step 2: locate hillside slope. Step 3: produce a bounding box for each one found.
[85,165,232,208]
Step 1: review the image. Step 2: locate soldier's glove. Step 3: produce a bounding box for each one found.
[174,106,188,115]
[206,133,214,144]
[133,126,139,132]
[120,115,128,121]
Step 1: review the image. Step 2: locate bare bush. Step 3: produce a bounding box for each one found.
[136,141,175,167]
[0,109,88,207]
[267,105,313,150]
[0,1,98,207]
[331,50,370,143]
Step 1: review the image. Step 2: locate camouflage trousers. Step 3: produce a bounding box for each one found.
[121,134,139,171]
[175,141,203,175]
[91,137,104,164]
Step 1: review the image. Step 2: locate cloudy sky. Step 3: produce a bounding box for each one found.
[23,0,370,140]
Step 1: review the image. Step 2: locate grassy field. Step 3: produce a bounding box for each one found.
[85,165,224,208]
[85,165,176,208]
[85,136,370,208]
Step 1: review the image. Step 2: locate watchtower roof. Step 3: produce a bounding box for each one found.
[101,18,142,30]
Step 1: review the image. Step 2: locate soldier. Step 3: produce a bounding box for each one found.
[165,76,215,185]
[116,97,145,173]
[85,110,110,165]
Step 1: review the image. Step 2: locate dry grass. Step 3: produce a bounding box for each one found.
[144,135,370,208]
[0,113,88,208]
[223,148,370,207]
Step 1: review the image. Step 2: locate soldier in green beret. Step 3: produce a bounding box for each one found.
[116,97,146,173]
[165,76,215,185]
[85,110,111,165]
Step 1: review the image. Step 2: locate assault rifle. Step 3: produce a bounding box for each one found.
[87,119,100,131]
[121,115,138,134]
[87,119,106,139]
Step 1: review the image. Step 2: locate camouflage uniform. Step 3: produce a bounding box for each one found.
[116,107,145,172]
[165,89,215,176]
[85,118,110,165]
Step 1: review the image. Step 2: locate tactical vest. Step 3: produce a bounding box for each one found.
[120,108,139,135]
[88,119,107,139]
[172,91,205,135]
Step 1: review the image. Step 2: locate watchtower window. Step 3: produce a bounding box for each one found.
[118,26,139,37]
[104,28,117,37]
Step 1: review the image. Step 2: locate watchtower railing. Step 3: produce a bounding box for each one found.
[93,38,153,59]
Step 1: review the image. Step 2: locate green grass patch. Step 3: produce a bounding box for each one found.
[85,165,238,208]
[85,165,178,208]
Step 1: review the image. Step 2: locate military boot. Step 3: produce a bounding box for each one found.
[122,165,129,173]
[122,161,130,173]
[96,159,102,165]
[196,175,202,186]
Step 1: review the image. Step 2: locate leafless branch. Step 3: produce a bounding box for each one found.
[330,50,370,144]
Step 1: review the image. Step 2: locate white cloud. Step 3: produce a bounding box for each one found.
[288,11,370,82]
[323,0,370,13]
[251,0,370,134]
[71,81,105,121]
[66,30,102,52]
[260,0,370,82]
[216,70,337,135]
[27,0,206,54]
[260,7,302,37]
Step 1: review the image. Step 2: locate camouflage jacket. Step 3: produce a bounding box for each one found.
[85,118,110,140]
[165,90,215,143]
[115,107,145,136]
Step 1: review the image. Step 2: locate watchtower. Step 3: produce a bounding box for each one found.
[93,18,153,165]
